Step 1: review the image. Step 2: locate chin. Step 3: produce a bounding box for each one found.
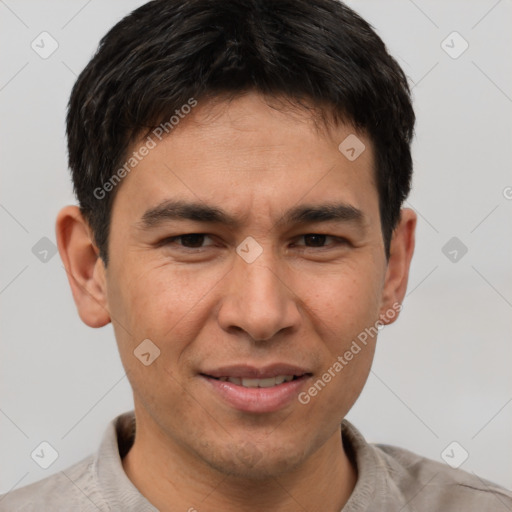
[199,440,306,481]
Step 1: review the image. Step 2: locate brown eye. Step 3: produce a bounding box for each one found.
[179,234,207,248]
[303,234,327,247]
[160,233,215,249]
[294,234,348,248]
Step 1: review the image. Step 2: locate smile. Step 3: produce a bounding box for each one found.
[199,365,312,413]
[211,375,297,387]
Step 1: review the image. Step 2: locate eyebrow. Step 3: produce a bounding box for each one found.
[137,199,365,230]
[280,202,364,227]
[138,200,240,229]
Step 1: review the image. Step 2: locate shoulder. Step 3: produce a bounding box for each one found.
[0,455,109,512]
[374,442,512,510]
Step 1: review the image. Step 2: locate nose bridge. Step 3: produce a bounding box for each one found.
[235,234,280,290]
[239,256,281,304]
[218,244,298,341]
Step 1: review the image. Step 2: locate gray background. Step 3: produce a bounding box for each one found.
[1,0,511,494]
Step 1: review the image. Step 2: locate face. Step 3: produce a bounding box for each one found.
[97,92,403,477]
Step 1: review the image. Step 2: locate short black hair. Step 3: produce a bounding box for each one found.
[67,0,415,266]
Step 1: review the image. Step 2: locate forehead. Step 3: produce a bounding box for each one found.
[110,92,378,230]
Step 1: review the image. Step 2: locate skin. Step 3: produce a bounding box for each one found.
[56,91,416,512]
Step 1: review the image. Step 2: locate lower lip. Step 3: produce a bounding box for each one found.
[201,375,310,413]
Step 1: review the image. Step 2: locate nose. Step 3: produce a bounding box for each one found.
[217,250,301,342]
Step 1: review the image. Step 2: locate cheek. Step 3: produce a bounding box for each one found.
[306,263,383,337]
[109,261,225,370]
[115,262,201,328]
[106,263,203,405]
[302,263,381,396]
[300,273,379,422]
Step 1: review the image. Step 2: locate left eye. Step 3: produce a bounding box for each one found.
[162,233,215,248]
[294,234,346,248]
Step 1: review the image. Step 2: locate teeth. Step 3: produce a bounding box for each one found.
[256,377,277,388]
[242,378,262,387]
[221,375,296,387]
[275,375,286,385]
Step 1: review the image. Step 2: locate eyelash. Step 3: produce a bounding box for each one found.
[159,233,349,250]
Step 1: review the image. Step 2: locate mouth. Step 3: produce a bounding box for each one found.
[199,364,312,413]
[206,374,303,387]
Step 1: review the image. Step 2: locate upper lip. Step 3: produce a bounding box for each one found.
[201,364,312,379]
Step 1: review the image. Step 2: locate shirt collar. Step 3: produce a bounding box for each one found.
[341,418,413,511]
[93,411,158,511]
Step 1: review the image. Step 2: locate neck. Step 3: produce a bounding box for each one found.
[122,413,357,512]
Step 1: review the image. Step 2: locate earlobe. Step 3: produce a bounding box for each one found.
[55,205,111,328]
[379,208,416,325]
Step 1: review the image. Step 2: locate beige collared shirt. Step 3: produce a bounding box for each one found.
[1,411,511,511]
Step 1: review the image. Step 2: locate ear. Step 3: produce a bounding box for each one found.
[55,205,111,328]
[379,208,416,325]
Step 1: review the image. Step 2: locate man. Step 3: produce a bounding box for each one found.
[1,0,510,510]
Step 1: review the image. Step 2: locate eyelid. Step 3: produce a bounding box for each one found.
[158,233,216,248]
[293,234,349,246]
